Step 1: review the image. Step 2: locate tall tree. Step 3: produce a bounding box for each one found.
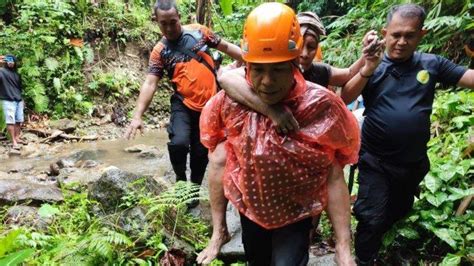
[196,0,212,27]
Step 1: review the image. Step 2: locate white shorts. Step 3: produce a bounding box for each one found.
[1,100,24,124]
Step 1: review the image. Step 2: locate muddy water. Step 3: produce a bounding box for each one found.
[0,130,172,177]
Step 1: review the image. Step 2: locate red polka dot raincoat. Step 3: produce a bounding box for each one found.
[200,69,360,229]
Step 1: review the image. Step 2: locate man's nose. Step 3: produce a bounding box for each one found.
[300,48,308,59]
[261,72,273,86]
[398,37,407,45]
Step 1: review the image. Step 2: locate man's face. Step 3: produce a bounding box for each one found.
[156,8,182,41]
[249,62,294,105]
[382,13,426,62]
[3,56,15,69]
[299,34,318,71]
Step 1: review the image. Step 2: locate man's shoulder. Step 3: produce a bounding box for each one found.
[183,23,208,31]
[304,81,340,103]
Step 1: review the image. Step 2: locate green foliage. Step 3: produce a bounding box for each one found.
[381,90,473,263]
[0,0,159,119]
[0,181,210,264]
[147,181,209,250]
[321,0,472,68]
[0,229,34,265]
[87,71,141,100]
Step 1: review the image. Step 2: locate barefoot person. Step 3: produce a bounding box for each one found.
[196,9,384,264]
[198,3,359,265]
[0,54,24,150]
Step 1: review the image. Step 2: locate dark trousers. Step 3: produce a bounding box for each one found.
[353,152,430,263]
[167,94,208,185]
[240,214,312,266]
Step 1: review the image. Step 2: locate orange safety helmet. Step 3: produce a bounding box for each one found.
[241,2,303,63]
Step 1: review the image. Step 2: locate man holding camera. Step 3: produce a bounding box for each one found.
[0,54,24,149]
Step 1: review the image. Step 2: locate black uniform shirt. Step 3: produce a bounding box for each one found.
[361,52,466,163]
[0,67,22,101]
[303,62,331,87]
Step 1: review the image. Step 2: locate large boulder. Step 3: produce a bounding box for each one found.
[4,205,52,230]
[49,118,78,133]
[88,166,167,214]
[0,179,63,205]
[117,206,152,239]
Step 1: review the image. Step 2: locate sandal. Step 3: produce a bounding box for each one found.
[11,144,21,150]
[16,139,27,145]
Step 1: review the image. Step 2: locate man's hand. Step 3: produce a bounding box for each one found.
[267,104,299,134]
[124,117,144,140]
[361,36,385,76]
[362,30,378,47]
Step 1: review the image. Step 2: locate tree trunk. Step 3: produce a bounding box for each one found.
[196,0,212,27]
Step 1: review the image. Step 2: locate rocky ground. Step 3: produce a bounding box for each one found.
[0,117,338,265]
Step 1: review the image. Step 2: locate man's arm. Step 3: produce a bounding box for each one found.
[216,39,243,62]
[124,74,159,139]
[340,38,385,104]
[326,163,356,266]
[218,68,299,133]
[328,30,378,87]
[457,69,474,89]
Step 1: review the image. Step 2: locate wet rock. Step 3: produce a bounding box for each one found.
[50,163,60,176]
[0,179,63,204]
[220,204,245,259]
[26,174,51,183]
[68,149,106,162]
[22,132,39,143]
[56,158,75,169]
[57,167,103,185]
[8,149,21,156]
[22,143,49,158]
[7,164,34,173]
[4,205,52,230]
[51,150,106,173]
[100,114,112,125]
[0,171,22,180]
[88,166,167,214]
[138,147,161,158]
[0,145,8,154]
[78,160,99,168]
[49,118,78,133]
[118,207,152,239]
[308,254,336,266]
[124,144,148,153]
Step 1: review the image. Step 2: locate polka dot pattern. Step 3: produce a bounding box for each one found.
[200,70,360,229]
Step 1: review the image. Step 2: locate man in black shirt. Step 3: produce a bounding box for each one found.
[341,4,474,264]
[0,54,24,149]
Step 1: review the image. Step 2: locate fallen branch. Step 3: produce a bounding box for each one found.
[28,129,98,143]
[455,194,473,216]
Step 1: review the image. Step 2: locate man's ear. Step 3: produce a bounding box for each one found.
[381,28,387,37]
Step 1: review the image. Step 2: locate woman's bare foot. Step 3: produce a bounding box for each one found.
[196,229,231,264]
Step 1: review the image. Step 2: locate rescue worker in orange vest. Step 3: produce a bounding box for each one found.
[124,0,242,205]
